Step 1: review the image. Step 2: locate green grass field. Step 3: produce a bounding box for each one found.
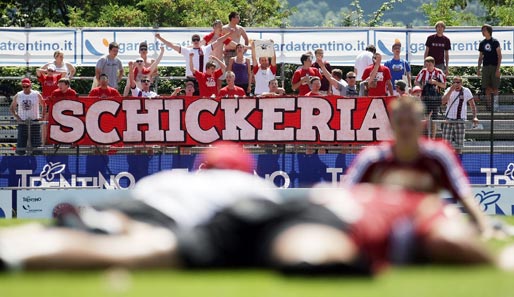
[2,218,514,297]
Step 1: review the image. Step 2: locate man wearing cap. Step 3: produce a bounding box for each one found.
[385,40,411,95]
[9,78,44,155]
[155,32,233,79]
[410,86,422,98]
[89,74,121,98]
[424,21,451,76]
[292,52,322,96]
[36,65,62,100]
[95,42,124,89]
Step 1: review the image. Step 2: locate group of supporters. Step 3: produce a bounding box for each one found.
[8,14,502,154]
[1,97,514,274]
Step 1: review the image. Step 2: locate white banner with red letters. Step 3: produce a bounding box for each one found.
[47,96,395,146]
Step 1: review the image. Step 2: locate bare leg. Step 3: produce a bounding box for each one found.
[0,217,179,270]
[422,217,493,265]
[270,223,358,266]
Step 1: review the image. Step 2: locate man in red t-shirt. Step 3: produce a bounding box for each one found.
[292,52,322,96]
[189,53,226,97]
[361,53,393,97]
[89,74,121,98]
[219,71,246,97]
[50,78,77,101]
[37,65,63,100]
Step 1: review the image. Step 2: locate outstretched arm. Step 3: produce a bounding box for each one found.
[316,57,341,88]
[251,40,258,67]
[155,33,181,53]
[148,46,165,73]
[128,61,136,89]
[211,55,226,73]
[189,53,197,74]
[271,42,277,67]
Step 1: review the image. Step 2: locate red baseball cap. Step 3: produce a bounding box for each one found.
[200,141,254,173]
[21,78,31,86]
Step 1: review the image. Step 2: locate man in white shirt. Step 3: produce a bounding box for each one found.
[128,61,158,98]
[155,33,232,78]
[354,45,376,82]
[442,76,478,153]
[9,78,44,155]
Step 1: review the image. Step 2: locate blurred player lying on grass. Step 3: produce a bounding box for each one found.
[1,142,513,274]
[344,96,496,238]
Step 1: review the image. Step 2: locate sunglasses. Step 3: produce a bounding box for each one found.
[453,81,462,84]
[347,76,356,79]
[139,48,148,51]
[22,85,30,89]
[192,38,200,42]
[136,60,144,63]
[141,79,151,83]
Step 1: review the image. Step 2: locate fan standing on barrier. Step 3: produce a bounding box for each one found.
[441,76,479,154]
[9,78,44,155]
[477,24,502,111]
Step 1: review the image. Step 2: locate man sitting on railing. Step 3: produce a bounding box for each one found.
[9,78,44,155]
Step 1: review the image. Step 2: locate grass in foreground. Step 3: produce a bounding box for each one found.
[1,218,514,297]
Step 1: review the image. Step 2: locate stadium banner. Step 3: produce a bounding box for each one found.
[0,153,514,189]
[1,27,513,66]
[0,185,513,219]
[46,96,394,146]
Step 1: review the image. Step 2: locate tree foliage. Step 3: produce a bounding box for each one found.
[421,0,483,26]
[0,0,292,28]
[323,0,403,27]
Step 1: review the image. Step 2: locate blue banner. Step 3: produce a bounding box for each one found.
[0,153,512,189]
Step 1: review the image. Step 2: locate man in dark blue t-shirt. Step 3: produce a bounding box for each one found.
[477,24,502,111]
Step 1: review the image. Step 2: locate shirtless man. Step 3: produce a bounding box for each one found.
[222,12,249,66]
[203,20,237,60]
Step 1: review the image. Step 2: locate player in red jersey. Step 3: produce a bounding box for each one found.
[344,96,494,238]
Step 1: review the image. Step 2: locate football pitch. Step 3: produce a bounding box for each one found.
[1,218,514,297]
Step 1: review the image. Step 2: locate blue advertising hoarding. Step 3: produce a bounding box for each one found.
[0,153,512,189]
